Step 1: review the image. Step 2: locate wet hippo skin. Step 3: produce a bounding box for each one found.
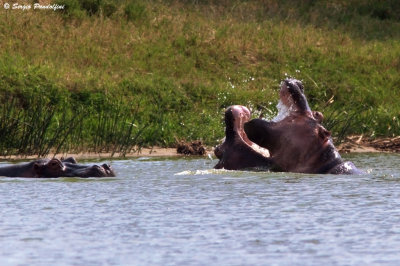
[244,79,363,174]
[0,157,116,178]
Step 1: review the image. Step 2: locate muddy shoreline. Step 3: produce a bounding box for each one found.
[337,135,400,154]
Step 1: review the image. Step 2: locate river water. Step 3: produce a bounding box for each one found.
[0,153,399,265]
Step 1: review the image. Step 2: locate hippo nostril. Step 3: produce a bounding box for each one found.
[102,163,111,170]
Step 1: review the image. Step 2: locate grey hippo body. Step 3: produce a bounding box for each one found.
[0,157,115,178]
[215,79,363,175]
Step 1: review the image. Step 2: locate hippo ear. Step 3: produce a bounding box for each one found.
[313,111,324,123]
[62,157,78,164]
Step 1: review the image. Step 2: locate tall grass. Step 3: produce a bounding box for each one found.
[0,87,150,156]
[0,0,399,155]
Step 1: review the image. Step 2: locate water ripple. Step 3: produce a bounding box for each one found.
[0,153,399,265]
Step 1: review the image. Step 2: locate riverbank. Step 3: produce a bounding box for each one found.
[337,136,400,154]
[0,147,182,161]
[1,136,399,161]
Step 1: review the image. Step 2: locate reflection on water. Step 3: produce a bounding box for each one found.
[0,153,400,265]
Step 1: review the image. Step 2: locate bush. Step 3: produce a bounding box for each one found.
[102,0,117,17]
[124,1,147,22]
[54,0,117,18]
[54,0,86,19]
[80,0,102,15]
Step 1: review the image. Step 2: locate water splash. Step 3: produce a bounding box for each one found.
[175,169,228,176]
[272,100,292,122]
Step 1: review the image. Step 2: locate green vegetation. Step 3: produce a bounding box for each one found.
[0,0,399,156]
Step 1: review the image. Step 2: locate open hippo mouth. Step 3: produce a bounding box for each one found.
[272,79,305,122]
[224,105,251,143]
[223,105,269,158]
[214,105,271,170]
[274,78,323,123]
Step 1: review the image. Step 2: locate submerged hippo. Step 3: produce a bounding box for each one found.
[0,157,115,178]
[215,78,362,174]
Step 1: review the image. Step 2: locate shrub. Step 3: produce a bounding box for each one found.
[54,0,86,19]
[80,0,102,15]
[124,1,147,22]
[102,0,117,17]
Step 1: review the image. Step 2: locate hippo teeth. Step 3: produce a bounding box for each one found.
[250,143,270,157]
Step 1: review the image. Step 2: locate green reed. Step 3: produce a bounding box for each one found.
[0,91,150,157]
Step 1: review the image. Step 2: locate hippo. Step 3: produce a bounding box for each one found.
[214,78,362,174]
[243,78,363,174]
[214,105,272,170]
[0,157,115,178]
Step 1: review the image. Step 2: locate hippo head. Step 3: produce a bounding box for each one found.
[34,158,65,177]
[34,158,116,177]
[245,112,337,173]
[215,105,253,160]
[214,105,271,170]
[274,79,323,123]
[244,79,361,174]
